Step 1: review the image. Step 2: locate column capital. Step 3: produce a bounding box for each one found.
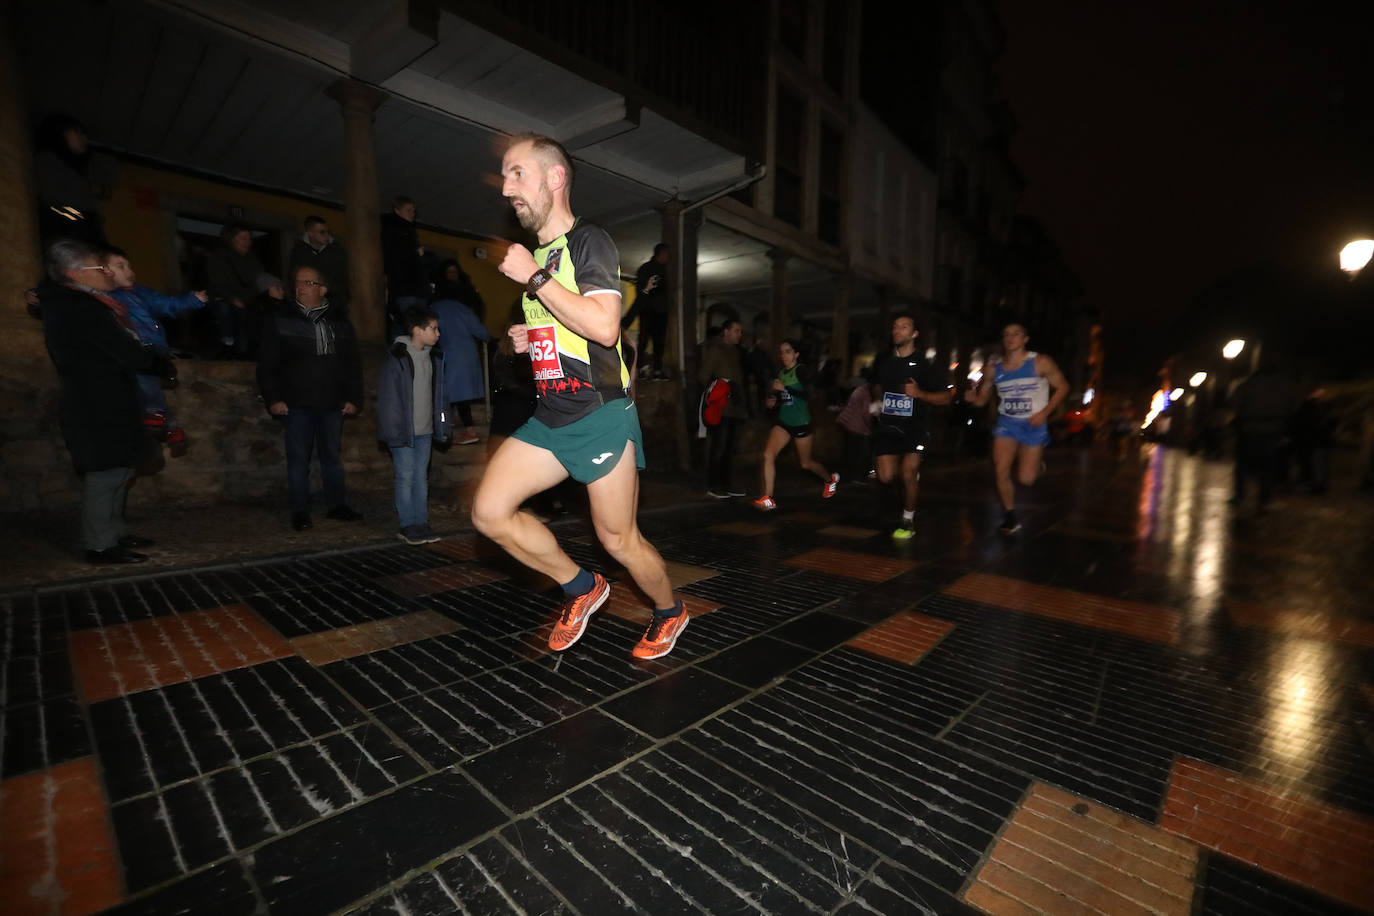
[325,79,389,114]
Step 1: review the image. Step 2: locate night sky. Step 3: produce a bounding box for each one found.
[997,2,1374,384]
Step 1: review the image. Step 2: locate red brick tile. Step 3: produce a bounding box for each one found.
[783,547,918,582]
[289,609,461,665]
[375,563,508,598]
[965,782,1198,916]
[1226,599,1374,649]
[944,572,1181,645]
[1161,757,1374,910]
[70,604,292,702]
[962,880,1038,916]
[0,757,122,916]
[847,611,953,665]
[599,589,721,626]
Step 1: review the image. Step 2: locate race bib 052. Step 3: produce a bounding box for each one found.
[527,325,563,380]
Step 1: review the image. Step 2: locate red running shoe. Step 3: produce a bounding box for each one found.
[548,573,609,651]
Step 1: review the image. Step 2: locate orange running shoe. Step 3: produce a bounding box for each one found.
[548,573,609,651]
[752,496,777,511]
[632,605,689,659]
[821,473,839,498]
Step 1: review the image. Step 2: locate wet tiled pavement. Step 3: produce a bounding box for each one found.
[3,445,1374,914]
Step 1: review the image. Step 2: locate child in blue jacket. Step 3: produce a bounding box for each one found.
[106,248,207,454]
[377,306,452,544]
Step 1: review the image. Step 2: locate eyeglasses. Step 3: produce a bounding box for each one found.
[296,280,325,287]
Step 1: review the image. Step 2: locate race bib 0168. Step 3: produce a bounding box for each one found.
[527,325,563,380]
[882,392,914,417]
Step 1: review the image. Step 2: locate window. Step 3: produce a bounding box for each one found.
[818,120,844,246]
[779,0,808,60]
[774,84,806,227]
[822,0,848,92]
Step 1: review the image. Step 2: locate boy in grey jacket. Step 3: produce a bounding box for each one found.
[377,307,451,544]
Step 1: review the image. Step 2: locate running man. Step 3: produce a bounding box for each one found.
[967,322,1068,533]
[872,313,951,539]
[471,134,687,659]
[752,339,839,510]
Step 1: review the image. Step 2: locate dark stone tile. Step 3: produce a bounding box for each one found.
[1,696,90,777]
[601,666,747,739]
[205,767,278,850]
[251,770,504,915]
[596,767,847,912]
[100,861,257,916]
[698,635,817,687]
[89,697,155,799]
[836,862,984,915]
[440,836,568,915]
[768,611,870,651]
[1199,853,1368,916]
[111,795,183,892]
[464,709,650,813]
[161,780,234,871]
[501,817,639,914]
[244,755,326,832]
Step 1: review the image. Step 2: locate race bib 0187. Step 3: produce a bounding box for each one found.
[527,324,563,380]
[1003,397,1032,416]
[882,392,914,417]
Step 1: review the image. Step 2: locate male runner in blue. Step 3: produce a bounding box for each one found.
[967,322,1068,533]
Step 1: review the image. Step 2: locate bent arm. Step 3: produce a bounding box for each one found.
[1039,355,1069,413]
[532,283,621,347]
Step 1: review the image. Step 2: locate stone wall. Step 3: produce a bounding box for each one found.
[1,358,849,512]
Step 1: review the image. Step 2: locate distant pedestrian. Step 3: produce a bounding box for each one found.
[1229,359,1300,510]
[205,224,263,358]
[621,243,670,378]
[288,215,350,317]
[431,267,491,445]
[377,306,450,544]
[699,318,749,498]
[381,196,431,337]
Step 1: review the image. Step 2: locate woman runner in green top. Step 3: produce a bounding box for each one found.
[752,339,839,510]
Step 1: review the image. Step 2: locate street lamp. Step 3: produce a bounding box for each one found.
[1222,339,1245,360]
[1340,239,1374,276]
[1170,387,1184,401]
[1189,371,1207,387]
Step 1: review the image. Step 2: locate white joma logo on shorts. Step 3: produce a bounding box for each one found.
[592,452,614,464]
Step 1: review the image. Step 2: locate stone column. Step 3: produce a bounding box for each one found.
[768,247,791,347]
[0,1,44,373]
[659,199,684,377]
[326,79,388,343]
[831,277,851,379]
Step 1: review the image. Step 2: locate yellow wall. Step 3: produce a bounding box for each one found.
[100,160,522,334]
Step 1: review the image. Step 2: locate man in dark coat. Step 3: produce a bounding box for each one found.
[39,239,162,564]
[257,265,366,531]
[288,215,350,317]
[380,196,431,338]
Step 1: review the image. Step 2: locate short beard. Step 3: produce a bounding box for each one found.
[514,185,552,233]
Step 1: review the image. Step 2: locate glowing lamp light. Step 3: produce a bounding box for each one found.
[1170,387,1184,401]
[1340,239,1374,275]
[1222,339,1245,360]
[1082,388,1095,405]
[1189,371,1207,387]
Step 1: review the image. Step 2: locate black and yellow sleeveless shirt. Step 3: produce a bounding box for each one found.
[523,220,631,427]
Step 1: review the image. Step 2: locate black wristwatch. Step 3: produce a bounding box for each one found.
[526,268,553,297]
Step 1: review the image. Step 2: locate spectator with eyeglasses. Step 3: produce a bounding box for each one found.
[256,264,365,532]
[37,240,167,564]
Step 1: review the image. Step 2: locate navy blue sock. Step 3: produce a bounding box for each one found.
[652,598,683,619]
[560,567,596,598]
